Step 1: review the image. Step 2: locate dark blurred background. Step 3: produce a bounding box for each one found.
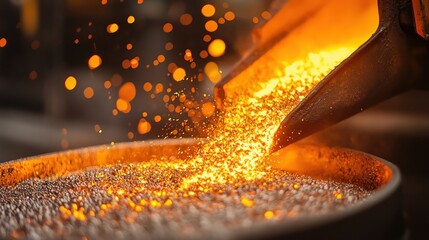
[0,0,272,162]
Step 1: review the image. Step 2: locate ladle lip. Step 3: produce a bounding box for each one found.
[0,139,402,239]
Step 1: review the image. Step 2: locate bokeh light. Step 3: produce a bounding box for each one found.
[201,4,216,17]
[173,68,186,81]
[208,39,226,57]
[64,76,77,90]
[0,38,7,48]
[106,23,119,33]
[88,55,102,69]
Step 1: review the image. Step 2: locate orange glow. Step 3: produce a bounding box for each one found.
[203,34,211,42]
[143,82,152,92]
[218,17,225,24]
[101,0,107,5]
[137,0,144,4]
[184,49,192,61]
[127,16,135,24]
[199,50,208,59]
[119,82,136,102]
[165,42,173,51]
[208,39,226,57]
[252,17,259,24]
[106,23,119,33]
[201,4,216,17]
[126,43,133,50]
[29,70,37,80]
[204,62,221,83]
[21,0,39,38]
[154,115,162,122]
[64,76,77,90]
[116,98,130,113]
[173,68,186,81]
[163,23,173,33]
[163,95,169,103]
[195,0,378,190]
[88,55,102,69]
[201,102,215,117]
[205,20,218,32]
[168,63,177,73]
[261,11,272,20]
[224,11,235,21]
[104,80,111,89]
[179,94,186,102]
[83,87,94,99]
[179,0,378,189]
[0,38,7,48]
[155,83,163,93]
[264,211,275,219]
[180,13,193,26]
[240,197,254,207]
[334,192,343,199]
[137,120,151,134]
[122,59,131,69]
[130,58,139,68]
[157,54,165,63]
[127,132,134,140]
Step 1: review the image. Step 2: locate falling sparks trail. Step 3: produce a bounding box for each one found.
[181,47,354,189]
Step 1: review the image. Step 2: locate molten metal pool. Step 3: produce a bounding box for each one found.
[0,140,402,240]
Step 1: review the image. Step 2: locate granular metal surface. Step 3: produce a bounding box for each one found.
[0,161,371,240]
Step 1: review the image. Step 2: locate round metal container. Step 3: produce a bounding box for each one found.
[0,139,403,239]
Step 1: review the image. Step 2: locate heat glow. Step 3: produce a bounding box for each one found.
[180,47,354,189]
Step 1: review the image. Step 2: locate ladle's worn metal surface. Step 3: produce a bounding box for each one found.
[0,139,403,239]
[271,0,429,152]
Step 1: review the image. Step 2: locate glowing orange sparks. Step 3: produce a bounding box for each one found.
[0,38,7,48]
[107,23,119,33]
[163,23,173,33]
[64,76,77,90]
[208,39,226,57]
[88,55,102,69]
[201,4,216,17]
[172,68,186,81]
